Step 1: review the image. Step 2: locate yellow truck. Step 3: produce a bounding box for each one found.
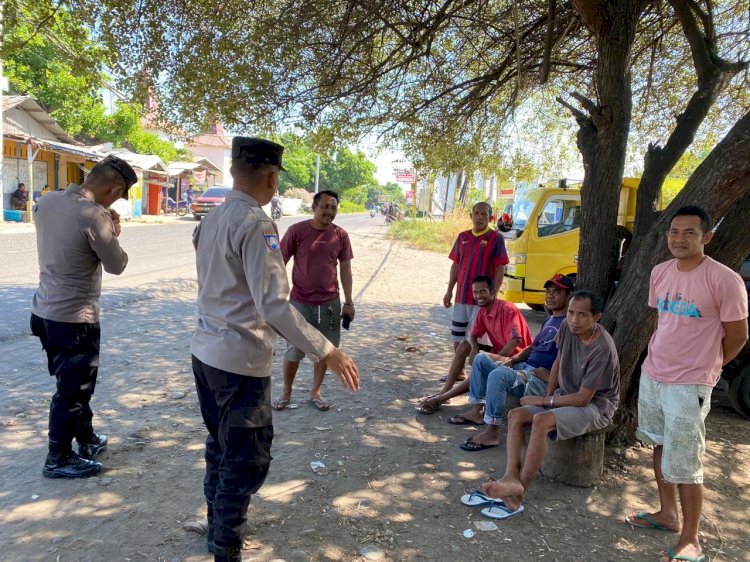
[501,178,641,310]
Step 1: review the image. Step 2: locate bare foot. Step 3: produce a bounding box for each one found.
[481,478,524,512]
[453,407,484,425]
[469,426,502,447]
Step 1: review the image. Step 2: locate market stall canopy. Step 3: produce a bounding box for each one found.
[166,156,222,176]
[104,148,169,176]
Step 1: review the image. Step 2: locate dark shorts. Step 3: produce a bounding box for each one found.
[284,298,341,362]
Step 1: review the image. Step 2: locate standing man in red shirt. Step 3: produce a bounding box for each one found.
[273,190,355,412]
[442,202,509,384]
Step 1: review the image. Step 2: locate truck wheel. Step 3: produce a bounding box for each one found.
[728,366,750,419]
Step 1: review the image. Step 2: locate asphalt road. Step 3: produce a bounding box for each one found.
[0,212,377,341]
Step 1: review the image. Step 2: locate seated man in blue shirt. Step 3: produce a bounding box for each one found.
[459,274,574,451]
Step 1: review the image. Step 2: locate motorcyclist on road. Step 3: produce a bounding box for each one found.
[271,194,282,219]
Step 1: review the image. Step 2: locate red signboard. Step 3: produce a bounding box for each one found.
[395,169,416,183]
[499,188,514,197]
[404,191,415,205]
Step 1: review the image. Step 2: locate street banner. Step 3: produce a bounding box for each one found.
[395,169,416,183]
[404,191,415,206]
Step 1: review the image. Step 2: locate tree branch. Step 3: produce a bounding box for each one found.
[540,0,556,84]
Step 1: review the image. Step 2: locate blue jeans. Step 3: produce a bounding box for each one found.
[468,354,547,426]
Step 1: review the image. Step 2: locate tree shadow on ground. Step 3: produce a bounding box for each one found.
[0,283,748,561]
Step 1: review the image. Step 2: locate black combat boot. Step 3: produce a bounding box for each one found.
[212,543,242,562]
[43,450,102,479]
[78,433,108,460]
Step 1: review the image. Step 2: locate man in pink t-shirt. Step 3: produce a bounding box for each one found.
[273,191,355,412]
[625,206,748,562]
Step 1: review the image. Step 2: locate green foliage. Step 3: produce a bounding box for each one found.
[175,147,194,161]
[341,185,369,205]
[366,182,406,206]
[278,136,316,193]
[320,147,378,194]
[337,201,367,214]
[2,4,182,163]
[2,3,113,141]
[465,188,487,210]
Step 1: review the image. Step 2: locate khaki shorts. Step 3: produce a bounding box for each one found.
[636,373,712,484]
[284,298,341,362]
[524,402,609,441]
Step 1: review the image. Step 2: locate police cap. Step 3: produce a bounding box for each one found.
[232,137,286,171]
[97,155,138,199]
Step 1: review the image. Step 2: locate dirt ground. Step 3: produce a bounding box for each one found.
[1,220,749,562]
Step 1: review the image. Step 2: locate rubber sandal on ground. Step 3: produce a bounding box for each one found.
[271,398,291,411]
[480,504,524,520]
[460,438,498,451]
[310,398,332,411]
[448,415,484,426]
[624,511,679,532]
[661,547,705,562]
[460,491,506,508]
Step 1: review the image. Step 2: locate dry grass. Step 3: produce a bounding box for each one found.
[387,211,473,253]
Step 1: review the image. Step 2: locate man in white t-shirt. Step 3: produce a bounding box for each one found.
[624,206,748,562]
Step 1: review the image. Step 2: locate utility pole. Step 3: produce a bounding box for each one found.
[0,59,5,222]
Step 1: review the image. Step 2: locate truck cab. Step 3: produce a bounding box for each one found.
[501,178,640,310]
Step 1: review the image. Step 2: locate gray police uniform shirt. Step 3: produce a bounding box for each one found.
[31,184,128,323]
[191,190,334,376]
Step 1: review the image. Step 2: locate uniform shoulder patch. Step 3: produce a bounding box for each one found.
[262,225,280,251]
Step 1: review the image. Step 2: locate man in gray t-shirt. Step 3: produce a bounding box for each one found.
[476,291,620,518]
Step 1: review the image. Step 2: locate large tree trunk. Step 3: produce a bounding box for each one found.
[570,0,642,298]
[603,109,750,443]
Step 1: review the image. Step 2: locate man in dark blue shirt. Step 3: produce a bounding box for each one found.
[458,274,574,451]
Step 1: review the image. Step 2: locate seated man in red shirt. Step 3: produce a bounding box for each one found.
[419,275,532,416]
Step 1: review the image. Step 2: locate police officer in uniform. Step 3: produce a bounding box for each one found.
[31,155,137,478]
[191,137,360,562]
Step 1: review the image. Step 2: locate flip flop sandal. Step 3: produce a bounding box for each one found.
[460,491,506,508]
[480,504,525,520]
[624,512,679,532]
[271,398,291,411]
[460,438,498,452]
[448,415,484,426]
[310,398,332,411]
[662,547,706,562]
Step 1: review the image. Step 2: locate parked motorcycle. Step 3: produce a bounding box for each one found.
[165,196,190,216]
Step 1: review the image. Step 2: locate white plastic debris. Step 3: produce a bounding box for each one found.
[310,461,327,473]
[463,529,475,538]
[474,521,498,532]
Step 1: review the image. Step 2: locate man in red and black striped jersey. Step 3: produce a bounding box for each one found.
[444,201,509,341]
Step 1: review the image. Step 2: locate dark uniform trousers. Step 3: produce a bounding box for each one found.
[192,355,274,549]
[30,313,100,452]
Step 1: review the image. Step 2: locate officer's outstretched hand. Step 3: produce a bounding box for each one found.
[323,348,360,391]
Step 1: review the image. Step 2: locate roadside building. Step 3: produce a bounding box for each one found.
[2,95,99,218]
[103,148,170,217]
[186,122,232,184]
